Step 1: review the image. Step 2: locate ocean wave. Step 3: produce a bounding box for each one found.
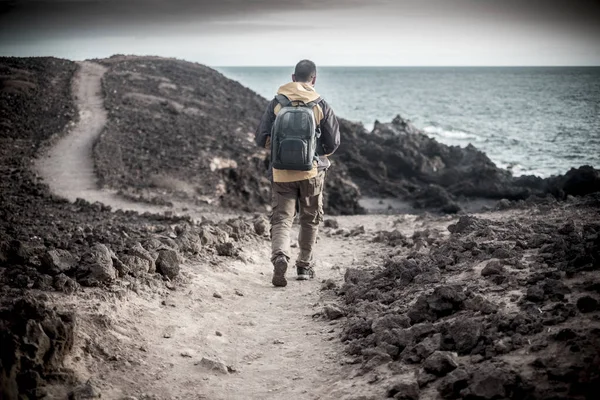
[495,161,550,178]
[423,125,480,141]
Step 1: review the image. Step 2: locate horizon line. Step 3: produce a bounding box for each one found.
[215,65,600,68]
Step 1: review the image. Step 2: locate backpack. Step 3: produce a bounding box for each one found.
[271,94,321,171]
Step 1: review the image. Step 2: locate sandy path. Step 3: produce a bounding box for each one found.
[55,216,429,400]
[36,61,191,215]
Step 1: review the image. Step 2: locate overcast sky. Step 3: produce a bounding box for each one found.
[1,0,599,66]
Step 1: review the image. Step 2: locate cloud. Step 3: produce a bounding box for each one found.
[1,0,598,65]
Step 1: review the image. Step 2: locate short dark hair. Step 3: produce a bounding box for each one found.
[294,59,316,82]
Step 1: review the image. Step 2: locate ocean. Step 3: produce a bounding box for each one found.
[217,67,600,178]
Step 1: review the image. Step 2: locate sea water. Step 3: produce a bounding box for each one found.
[217,66,600,178]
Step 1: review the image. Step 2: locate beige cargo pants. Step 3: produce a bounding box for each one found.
[270,171,325,267]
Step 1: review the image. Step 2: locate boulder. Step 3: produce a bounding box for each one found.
[324,219,339,229]
[130,242,156,273]
[156,249,180,279]
[253,217,269,236]
[216,242,239,257]
[120,254,151,277]
[40,249,77,275]
[481,260,505,277]
[76,244,116,286]
[423,351,458,376]
[387,377,420,400]
[444,319,482,355]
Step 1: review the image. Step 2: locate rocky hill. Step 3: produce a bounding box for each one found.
[92,56,599,215]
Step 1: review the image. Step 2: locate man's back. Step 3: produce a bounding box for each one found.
[254,59,340,287]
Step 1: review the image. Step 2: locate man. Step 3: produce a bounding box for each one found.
[255,59,340,287]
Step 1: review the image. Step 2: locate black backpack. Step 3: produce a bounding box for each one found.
[271,94,320,171]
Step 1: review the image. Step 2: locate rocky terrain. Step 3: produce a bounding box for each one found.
[326,196,600,399]
[0,57,265,398]
[0,55,599,399]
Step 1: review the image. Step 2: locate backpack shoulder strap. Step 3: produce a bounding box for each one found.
[304,97,321,109]
[275,94,292,107]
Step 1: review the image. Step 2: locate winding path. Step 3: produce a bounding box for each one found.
[36,61,171,214]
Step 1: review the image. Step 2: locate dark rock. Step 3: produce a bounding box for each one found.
[53,274,80,294]
[448,216,489,235]
[350,225,366,236]
[481,260,505,277]
[216,241,239,257]
[120,254,151,277]
[7,240,43,265]
[408,285,466,323]
[324,304,345,320]
[464,294,498,314]
[76,244,116,286]
[438,368,470,399]
[495,199,511,210]
[577,296,598,313]
[412,184,462,214]
[324,219,339,229]
[423,351,458,376]
[156,249,180,279]
[129,243,156,274]
[321,279,338,290]
[39,249,77,275]
[417,370,438,388]
[387,377,419,399]
[526,285,545,302]
[403,333,441,363]
[554,328,577,341]
[461,364,515,400]
[445,319,482,355]
[175,227,201,254]
[555,165,600,197]
[253,217,269,236]
[372,314,411,333]
[0,296,75,399]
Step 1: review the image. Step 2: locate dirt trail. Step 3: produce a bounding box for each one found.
[56,219,410,399]
[36,60,427,399]
[35,61,209,217]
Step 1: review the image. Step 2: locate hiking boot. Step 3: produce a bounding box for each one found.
[272,256,288,287]
[296,265,315,281]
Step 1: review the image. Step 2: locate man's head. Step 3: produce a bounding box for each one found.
[292,59,317,86]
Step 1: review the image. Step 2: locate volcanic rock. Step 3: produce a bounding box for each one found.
[156,249,180,279]
[408,285,466,324]
[444,319,482,355]
[577,296,599,313]
[324,304,345,320]
[216,241,239,257]
[0,296,75,398]
[120,254,151,277]
[76,244,116,286]
[423,351,458,376]
[40,249,77,275]
[481,260,505,277]
[130,243,156,274]
[387,377,420,400]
